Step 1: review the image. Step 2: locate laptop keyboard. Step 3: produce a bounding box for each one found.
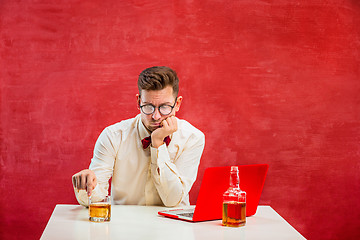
[178,212,194,218]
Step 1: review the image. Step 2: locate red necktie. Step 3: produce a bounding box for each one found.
[141,136,171,149]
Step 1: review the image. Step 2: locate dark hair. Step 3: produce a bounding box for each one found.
[138,66,179,97]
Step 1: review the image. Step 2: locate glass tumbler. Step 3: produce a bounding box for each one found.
[88,195,111,222]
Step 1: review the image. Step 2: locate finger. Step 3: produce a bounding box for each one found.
[80,173,87,190]
[87,176,95,196]
[93,176,97,188]
[169,116,177,130]
[74,176,80,192]
[87,182,92,196]
[165,116,176,132]
[76,175,81,189]
[72,175,77,188]
[72,175,79,189]
[162,118,170,130]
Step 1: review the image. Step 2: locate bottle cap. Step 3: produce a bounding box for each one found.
[231,166,238,172]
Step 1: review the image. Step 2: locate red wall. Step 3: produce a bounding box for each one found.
[1,1,360,239]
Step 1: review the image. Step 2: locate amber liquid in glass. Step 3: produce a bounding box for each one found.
[89,203,111,222]
[222,201,246,227]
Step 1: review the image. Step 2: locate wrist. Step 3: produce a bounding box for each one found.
[151,139,164,148]
[151,134,169,148]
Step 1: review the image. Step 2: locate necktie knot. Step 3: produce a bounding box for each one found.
[141,136,171,149]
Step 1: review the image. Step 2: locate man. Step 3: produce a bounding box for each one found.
[72,66,205,207]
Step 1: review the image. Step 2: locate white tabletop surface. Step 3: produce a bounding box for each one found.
[40,205,306,240]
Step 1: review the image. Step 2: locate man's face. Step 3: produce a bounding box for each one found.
[137,86,182,132]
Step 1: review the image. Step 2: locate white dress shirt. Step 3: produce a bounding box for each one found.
[74,114,205,207]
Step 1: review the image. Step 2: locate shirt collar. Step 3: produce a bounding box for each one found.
[137,114,150,141]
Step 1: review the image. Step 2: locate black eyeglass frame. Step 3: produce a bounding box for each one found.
[139,97,178,116]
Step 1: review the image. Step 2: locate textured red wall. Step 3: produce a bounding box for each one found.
[1,1,359,239]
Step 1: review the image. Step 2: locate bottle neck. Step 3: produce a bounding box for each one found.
[229,170,240,188]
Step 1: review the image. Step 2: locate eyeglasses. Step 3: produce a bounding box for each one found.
[140,97,177,116]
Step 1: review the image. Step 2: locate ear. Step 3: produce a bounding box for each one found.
[136,94,140,109]
[175,96,183,112]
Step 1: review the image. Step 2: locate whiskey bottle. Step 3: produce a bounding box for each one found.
[222,166,246,227]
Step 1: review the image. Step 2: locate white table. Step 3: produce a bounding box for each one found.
[40,205,306,240]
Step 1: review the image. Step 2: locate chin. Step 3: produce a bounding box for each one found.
[150,126,160,132]
[145,125,156,132]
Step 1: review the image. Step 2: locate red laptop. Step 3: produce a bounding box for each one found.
[158,164,269,222]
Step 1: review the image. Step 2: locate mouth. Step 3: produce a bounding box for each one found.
[150,122,162,128]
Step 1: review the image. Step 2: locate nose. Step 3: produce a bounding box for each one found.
[152,108,161,120]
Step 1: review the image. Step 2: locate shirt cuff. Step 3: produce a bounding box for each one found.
[150,143,169,168]
[74,184,103,207]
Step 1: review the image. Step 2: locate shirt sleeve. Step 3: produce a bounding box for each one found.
[74,127,118,206]
[150,131,205,207]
